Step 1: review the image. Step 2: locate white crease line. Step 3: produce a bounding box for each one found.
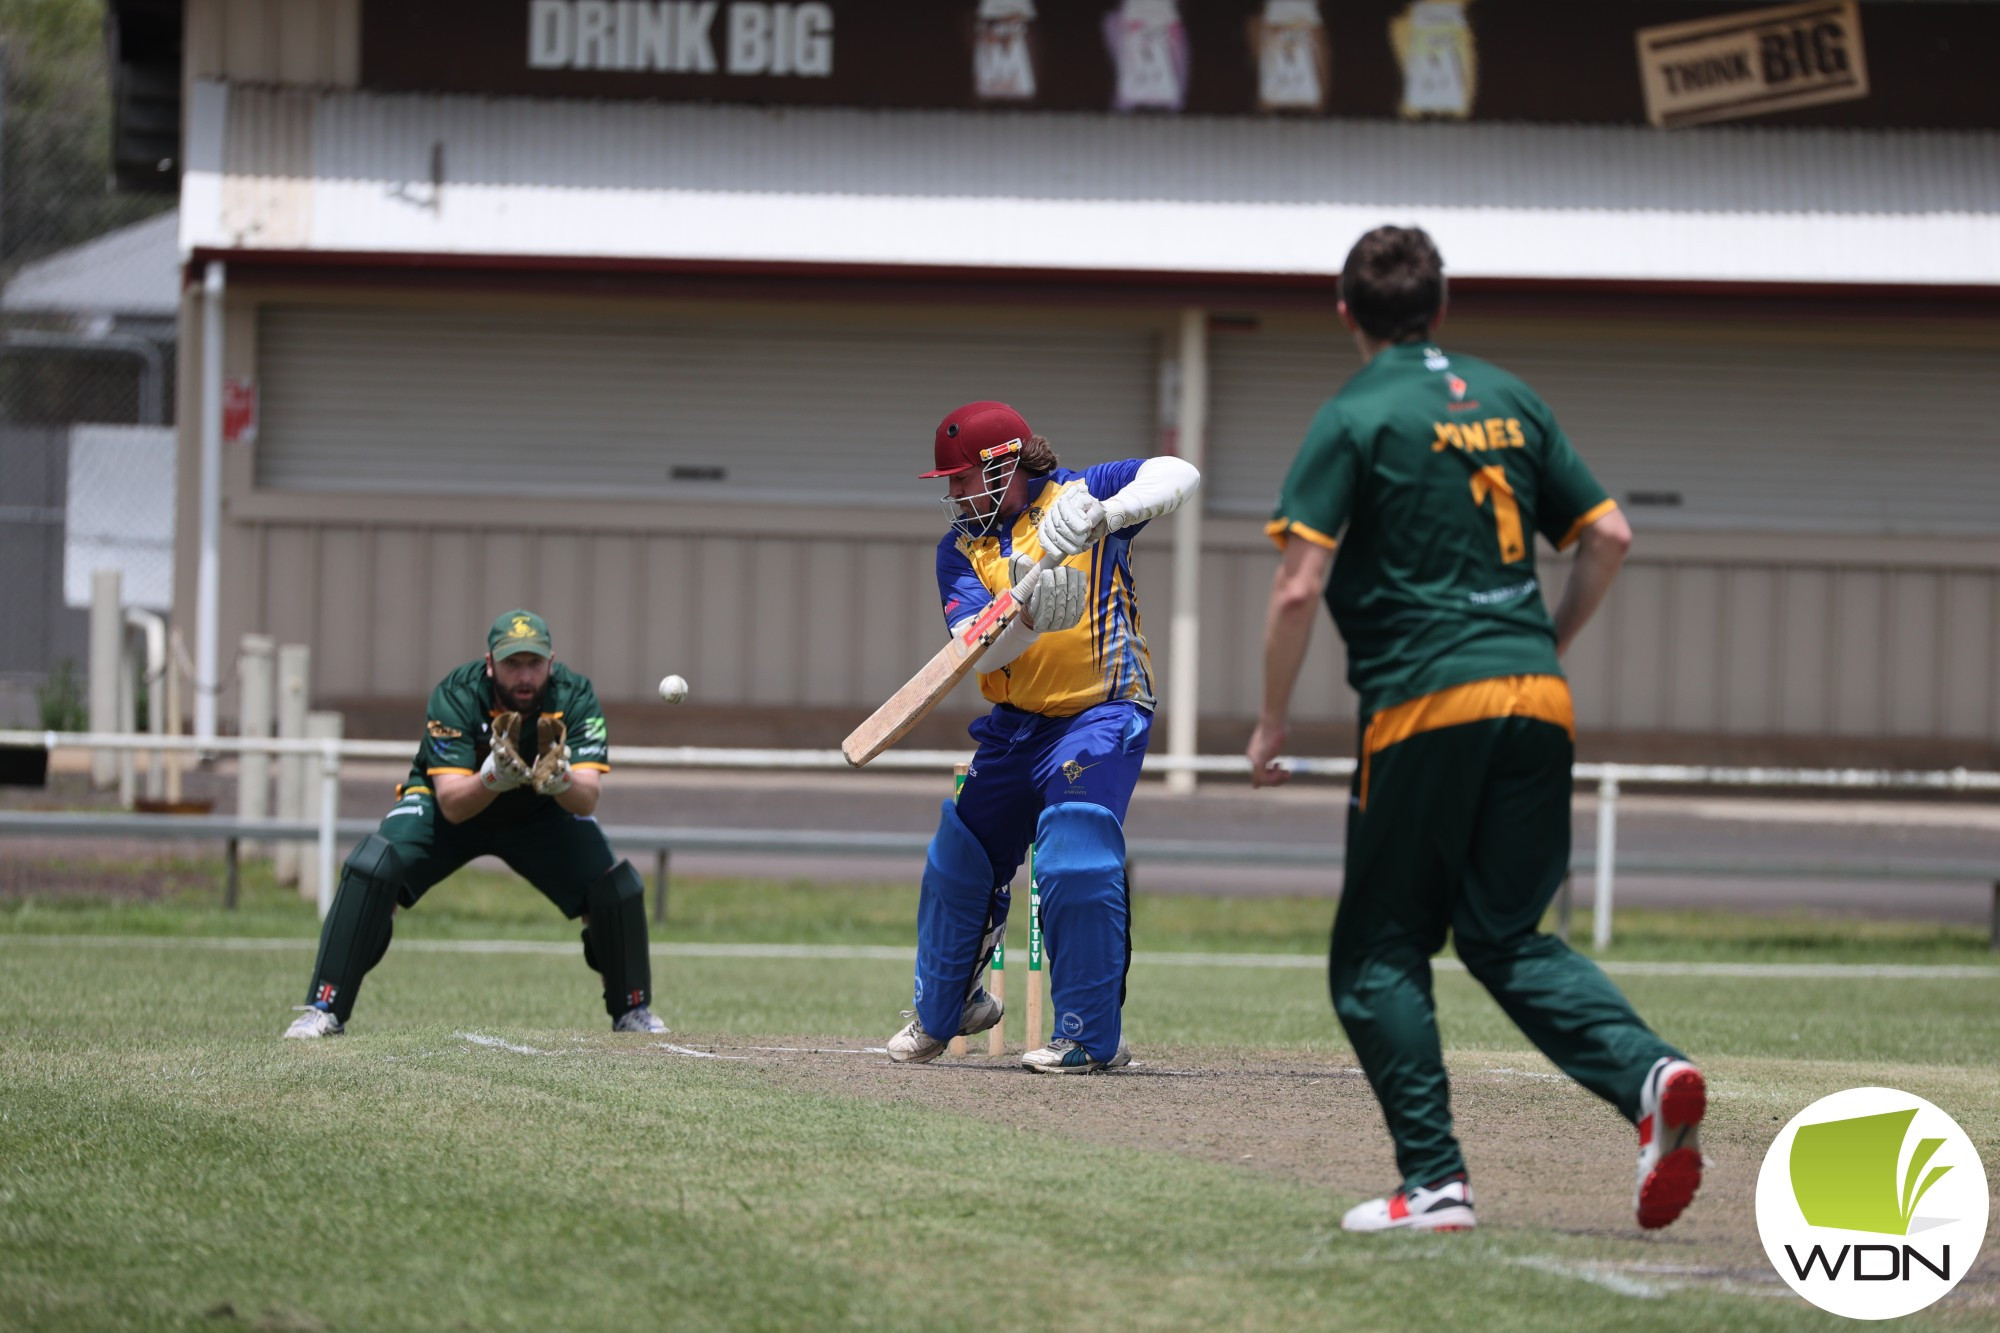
[746,1046,889,1055]
[456,1031,548,1055]
[1510,1256,1673,1299]
[656,1043,749,1060]
[4,934,1998,980]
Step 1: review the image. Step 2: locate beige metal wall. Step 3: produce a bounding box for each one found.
[185,0,361,90]
[174,284,2000,756]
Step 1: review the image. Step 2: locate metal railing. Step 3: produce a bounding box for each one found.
[2,729,1996,947]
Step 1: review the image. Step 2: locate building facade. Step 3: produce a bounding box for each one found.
[156,0,2000,763]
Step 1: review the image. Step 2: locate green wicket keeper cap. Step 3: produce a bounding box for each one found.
[487,609,554,661]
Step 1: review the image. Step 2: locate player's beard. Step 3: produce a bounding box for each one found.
[499,679,548,714]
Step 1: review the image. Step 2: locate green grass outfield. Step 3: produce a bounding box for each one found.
[2,867,1997,1330]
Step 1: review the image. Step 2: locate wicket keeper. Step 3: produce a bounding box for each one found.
[1248,228,1704,1231]
[283,610,665,1038]
[888,401,1200,1072]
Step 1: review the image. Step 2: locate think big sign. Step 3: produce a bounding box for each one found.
[1636,1,1868,129]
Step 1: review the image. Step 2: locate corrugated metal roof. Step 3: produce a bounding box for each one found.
[181,81,2000,286]
[4,209,181,316]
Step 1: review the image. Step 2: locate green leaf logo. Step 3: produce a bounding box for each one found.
[1790,1109,1953,1235]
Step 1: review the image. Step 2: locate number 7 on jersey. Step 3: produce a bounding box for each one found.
[1470,465,1526,563]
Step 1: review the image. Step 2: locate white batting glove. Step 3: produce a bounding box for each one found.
[1013,555,1087,633]
[478,746,530,793]
[1038,487,1111,559]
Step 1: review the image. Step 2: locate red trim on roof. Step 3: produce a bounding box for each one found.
[183,248,2000,315]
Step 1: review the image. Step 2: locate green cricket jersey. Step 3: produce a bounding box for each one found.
[400,659,611,815]
[1268,341,1615,716]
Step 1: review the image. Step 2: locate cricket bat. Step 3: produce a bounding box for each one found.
[841,551,1060,767]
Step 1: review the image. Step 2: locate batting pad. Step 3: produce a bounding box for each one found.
[913,797,996,1043]
[1032,802,1129,1061]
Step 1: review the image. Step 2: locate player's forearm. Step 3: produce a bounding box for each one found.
[1104,456,1202,531]
[553,770,601,816]
[1257,552,1326,726]
[435,774,496,824]
[1552,511,1633,656]
[974,615,1041,672]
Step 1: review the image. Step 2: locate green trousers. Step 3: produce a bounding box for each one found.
[304,791,621,1022]
[376,792,615,916]
[1331,715,1682,1189]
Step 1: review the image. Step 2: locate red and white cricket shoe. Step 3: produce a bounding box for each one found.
[1341,1176,1476,1233]
[1634,1057,1706,1230]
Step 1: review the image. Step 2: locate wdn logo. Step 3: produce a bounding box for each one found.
[1757,1088,1989,1319]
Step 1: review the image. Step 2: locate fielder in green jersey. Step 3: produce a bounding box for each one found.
[1249,227,1705,1236]
[283,609,664,1039]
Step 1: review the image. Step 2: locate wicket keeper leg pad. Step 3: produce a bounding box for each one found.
[308,833,403,1022]
[1032,802,1129,1060]
[583,859,651,1018]
[914,798,997,1041]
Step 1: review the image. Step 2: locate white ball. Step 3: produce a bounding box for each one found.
[657,673,690,705]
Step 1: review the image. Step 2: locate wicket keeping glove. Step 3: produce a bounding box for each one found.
[530,715,572,796]
[481,712,532,792]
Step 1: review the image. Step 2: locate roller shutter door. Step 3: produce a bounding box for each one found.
[256,305,1157,504]
[1207,325,2000,534]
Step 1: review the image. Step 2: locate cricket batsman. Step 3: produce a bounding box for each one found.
[887,401,1200,1072]
[283,610,666,1038]
[1249,227,1704,1231]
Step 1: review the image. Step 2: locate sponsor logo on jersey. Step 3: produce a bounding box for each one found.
[1468,578,1539,606]
[426,720,463,740]
[1060,758,1099,784]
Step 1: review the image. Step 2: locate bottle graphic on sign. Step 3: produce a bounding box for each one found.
[1104,0,1187,111]
[975,0,1038,101]
[1392,0,1476,119]
[1255,0,1328,111]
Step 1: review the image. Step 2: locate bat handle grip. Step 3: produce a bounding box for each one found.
[1009,549,1063,599]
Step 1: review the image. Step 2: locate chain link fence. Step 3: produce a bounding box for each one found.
[0,2,177,727]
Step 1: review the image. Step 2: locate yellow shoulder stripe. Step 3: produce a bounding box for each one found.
[573,762,611,773]
[1265,517,1338,552]
[426,767,475,777]
[1556,499,1620,552]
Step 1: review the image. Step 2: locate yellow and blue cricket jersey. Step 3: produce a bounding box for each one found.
[937,461,1155,718]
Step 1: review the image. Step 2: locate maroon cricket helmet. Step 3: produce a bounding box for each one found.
[920,401,1031,479]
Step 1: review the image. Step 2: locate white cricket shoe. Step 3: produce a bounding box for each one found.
[1634,1056,1706,1230]
[283,1006,343,1040]
[887,989,1005,1064]
[1341,1176,1476,1233]
[1021,1036,1129,1074]
[887,1013,945,1063]
[958,987,1003,1038]
[613,1006,669,1034]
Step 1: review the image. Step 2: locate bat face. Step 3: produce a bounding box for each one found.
[841,589,1024,767]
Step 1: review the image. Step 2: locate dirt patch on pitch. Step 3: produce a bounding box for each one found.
[654,1034,1795,1292]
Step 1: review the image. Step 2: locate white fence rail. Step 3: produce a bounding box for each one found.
[3,729,1997,947]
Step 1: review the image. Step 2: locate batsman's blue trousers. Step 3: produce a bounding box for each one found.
[912,700,1149,1060]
